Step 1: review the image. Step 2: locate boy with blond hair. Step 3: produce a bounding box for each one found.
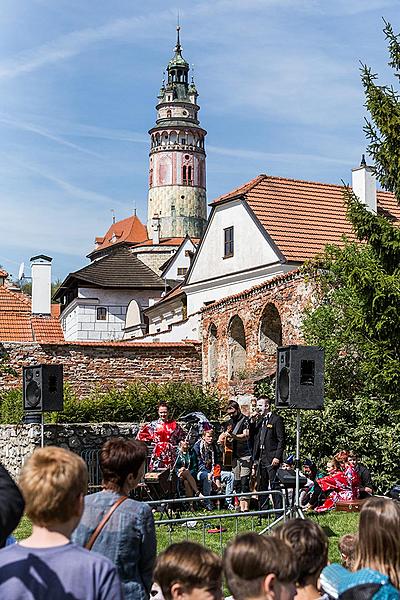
[0,446,122,599]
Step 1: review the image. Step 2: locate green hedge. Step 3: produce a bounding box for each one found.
[0,382,221,425]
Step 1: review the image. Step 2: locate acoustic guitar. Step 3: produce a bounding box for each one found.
[222,423,233,468]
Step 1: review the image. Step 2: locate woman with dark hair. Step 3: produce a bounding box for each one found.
[73,438,156,600]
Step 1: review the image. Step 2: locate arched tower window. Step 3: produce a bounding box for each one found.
[228,316,246,380]
[188,165,192,184]
[259,303,282,352]
[208,323,218,382]
[182,165,187,184]
[167,109,172,118]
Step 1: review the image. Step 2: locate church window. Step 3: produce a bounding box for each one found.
[259,304,282,352]
[228,316,246,380]
[97,307,107,321]
[224,226,234,258]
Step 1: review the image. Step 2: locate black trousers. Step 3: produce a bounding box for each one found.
[258,463,283,509]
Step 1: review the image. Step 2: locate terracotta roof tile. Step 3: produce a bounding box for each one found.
[212,174,400,262]
[0,269,8,278]
[0,286,64,342]
[92,215,148,252]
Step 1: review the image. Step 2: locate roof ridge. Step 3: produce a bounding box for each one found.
[212,174,267,203]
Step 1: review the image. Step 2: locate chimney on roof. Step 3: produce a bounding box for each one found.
[351,155,377,213]
[30,255,52,315]
[151,214,161,245]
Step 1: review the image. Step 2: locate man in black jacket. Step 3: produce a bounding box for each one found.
[252,397,285,509]
[0,463,25,547]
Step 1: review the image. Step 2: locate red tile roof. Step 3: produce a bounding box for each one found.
[0,287,64,343]
[93,215,148,252]
[0,269,8,278]
[211,174,400,262]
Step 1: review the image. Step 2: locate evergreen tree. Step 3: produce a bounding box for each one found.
[296,22,400,491]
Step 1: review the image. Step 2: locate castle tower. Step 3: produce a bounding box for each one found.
[147,27,207,239]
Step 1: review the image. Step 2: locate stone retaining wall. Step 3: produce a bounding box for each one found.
[0,422,138,478]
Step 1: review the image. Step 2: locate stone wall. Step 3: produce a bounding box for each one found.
[0,340,202,397]
[0,422,138,478]
[201,271,314,395]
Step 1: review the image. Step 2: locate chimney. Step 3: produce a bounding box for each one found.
[351,155,377,213]
[151,214,161,245]
[30,255,52,315]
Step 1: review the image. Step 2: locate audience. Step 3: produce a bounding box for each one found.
[73,437,156,600]
[0,446,122,599]
[223,532,298,600]
[0,462,24,548]
[274,519,328,600]
[154,541,222,600]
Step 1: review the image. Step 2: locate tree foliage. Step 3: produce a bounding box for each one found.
[295,23,400,491]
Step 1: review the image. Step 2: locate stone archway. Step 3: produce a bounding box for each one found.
[228,315,247,380]
[259,303,282,353]
[208,323,218,382]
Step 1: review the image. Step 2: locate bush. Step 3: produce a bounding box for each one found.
[0,382,221,425]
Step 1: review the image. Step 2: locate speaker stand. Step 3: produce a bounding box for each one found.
[289,409,305,519]
[40,411,44,448]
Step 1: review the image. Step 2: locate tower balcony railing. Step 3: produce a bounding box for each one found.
[182,179,193,186]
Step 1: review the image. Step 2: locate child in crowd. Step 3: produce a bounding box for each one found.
[275,518,329,600]
[338,534,357,570]
[223,532,298,600]
[0,446,122,600]
[154,541,222,600]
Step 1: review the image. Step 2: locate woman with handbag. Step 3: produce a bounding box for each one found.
[73,438,156,600]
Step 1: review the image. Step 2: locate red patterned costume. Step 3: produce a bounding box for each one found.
[137,418,185,470]
[315,465,360,512]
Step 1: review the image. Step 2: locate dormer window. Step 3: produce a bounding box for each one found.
[97,307,107,321]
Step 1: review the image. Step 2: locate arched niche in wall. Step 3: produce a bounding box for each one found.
[125,300,143,328]
[208,323,218,382]
[259,303,282,353]
[228,315,247,380]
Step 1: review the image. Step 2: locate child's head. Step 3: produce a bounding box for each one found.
[19,446,88,527]
[154,541,222,600]
[274,519,328,587]
[354,496,400,588]
[338,534,357,570]
[223,532,297,600]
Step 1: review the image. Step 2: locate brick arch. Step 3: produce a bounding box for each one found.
[259,302,282,353]
[208,323,218,383]
[228,315,246,380]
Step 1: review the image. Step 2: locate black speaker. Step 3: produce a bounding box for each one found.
[275,345,324,409]
[277,468,307,488]
[23,364,64,412]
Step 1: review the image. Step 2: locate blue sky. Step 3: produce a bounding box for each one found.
[0,0,399,280]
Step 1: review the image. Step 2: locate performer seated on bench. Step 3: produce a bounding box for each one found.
[315,455,360,513]
[174,439,199,499]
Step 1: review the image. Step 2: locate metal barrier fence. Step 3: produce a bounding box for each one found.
[80,449,102,493]
[147,490,287,554]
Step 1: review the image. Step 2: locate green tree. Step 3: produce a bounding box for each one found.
[297,22,400,491]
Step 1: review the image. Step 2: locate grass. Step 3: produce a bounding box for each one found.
[14,509,358,563]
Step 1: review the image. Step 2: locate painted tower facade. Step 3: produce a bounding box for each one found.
[147,27,207,239]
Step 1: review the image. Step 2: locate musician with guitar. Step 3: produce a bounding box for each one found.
[218,400,251,512]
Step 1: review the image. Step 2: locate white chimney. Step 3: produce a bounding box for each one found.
[30,255,52,315]
[351,155,377,213]
[151,214,161,245]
